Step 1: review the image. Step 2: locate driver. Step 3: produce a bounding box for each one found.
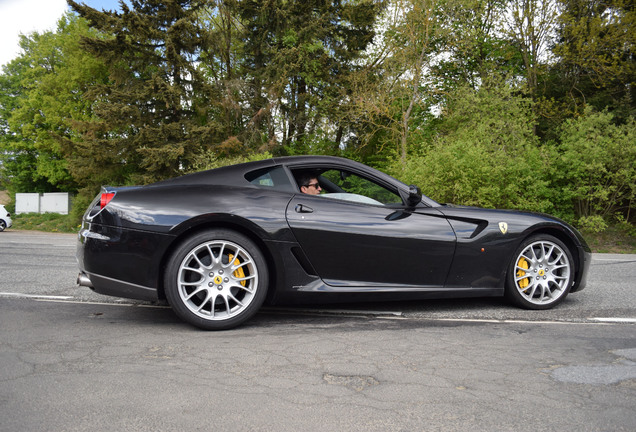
[297,173,322,195]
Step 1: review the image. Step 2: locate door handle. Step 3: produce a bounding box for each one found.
[295,204,314,213]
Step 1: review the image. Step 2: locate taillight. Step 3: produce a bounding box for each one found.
[100,192,115,209]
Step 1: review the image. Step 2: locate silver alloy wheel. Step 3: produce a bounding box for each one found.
[177,240,258,321]
[513,240,571,305]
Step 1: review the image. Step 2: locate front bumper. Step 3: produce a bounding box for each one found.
[571,247,592,293]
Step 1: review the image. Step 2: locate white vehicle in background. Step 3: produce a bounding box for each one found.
[0,205,12,232]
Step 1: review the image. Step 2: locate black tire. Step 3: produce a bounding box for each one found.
[505,234,574,310]
[164,229,269,330]
[0,220,5,232]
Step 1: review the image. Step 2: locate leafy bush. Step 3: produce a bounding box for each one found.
[577,215,608,233]
[388,80,567,216]
[614,214,636,237]
[557,109,635,224]
[394,141,562,215]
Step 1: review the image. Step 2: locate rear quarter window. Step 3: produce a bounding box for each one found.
[244,166,296,193]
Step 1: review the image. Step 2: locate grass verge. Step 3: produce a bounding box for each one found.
[11,213,81,233]
[582,225,636,254]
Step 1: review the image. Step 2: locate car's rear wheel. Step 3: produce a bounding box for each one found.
[505,235,574,309]
[164,229,268,330]
[0,220,5,232]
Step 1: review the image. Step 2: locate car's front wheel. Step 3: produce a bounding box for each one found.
[505,235,574,309]
[164,229,269,330]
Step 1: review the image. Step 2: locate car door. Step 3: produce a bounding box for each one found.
[285,194,457,288]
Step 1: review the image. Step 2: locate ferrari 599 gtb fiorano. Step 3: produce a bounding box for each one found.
[77,156,591,330]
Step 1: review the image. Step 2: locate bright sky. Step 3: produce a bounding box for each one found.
[0,0,125,67]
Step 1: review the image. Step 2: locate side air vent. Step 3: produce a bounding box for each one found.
[290,246,317,276]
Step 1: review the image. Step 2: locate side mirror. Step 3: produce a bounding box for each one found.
[407,185,422,207]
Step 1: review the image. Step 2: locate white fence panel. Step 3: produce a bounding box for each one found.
[40,192,70,215]
[15,192,70,214]
[15,193,40,214]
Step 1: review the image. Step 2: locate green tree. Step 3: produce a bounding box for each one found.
[346,0,524,167]
[541,0,635,133]
[195,0,254,154]
[0,55,46,193]
[432,0,523,90]
[347,0,450,165]
[505,0,559,99]
[67,0,221,187]
[0,13,107,194]
[236,0,384,154]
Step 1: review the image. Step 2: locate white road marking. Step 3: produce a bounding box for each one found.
[592,258,635,262]
[32,298,171,309]
[263,307,403,317]
[591,317,636,323]
[2,293,634,324]
[0,292,74,300]
[3,241,75,247]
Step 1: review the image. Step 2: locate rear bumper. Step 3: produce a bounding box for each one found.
[76,222,172,302]
[77,270,159,301]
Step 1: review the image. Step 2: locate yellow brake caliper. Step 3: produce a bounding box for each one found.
[516,257,529,289]
[228,254,246,287]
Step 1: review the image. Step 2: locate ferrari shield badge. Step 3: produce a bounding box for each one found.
[499,222,508,234]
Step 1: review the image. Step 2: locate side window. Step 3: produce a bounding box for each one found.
[319,169,403,206]
[245,166,295,192]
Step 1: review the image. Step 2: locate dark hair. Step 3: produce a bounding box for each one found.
[296,171,320,189]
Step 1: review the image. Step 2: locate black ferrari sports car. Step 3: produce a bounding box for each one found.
[77,155,591,330]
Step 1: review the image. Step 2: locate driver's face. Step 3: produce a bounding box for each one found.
[301,178,322,195]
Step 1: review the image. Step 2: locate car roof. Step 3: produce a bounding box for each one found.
[152,155,398,188]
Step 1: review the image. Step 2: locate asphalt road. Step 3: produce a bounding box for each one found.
[0,230,635,431]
